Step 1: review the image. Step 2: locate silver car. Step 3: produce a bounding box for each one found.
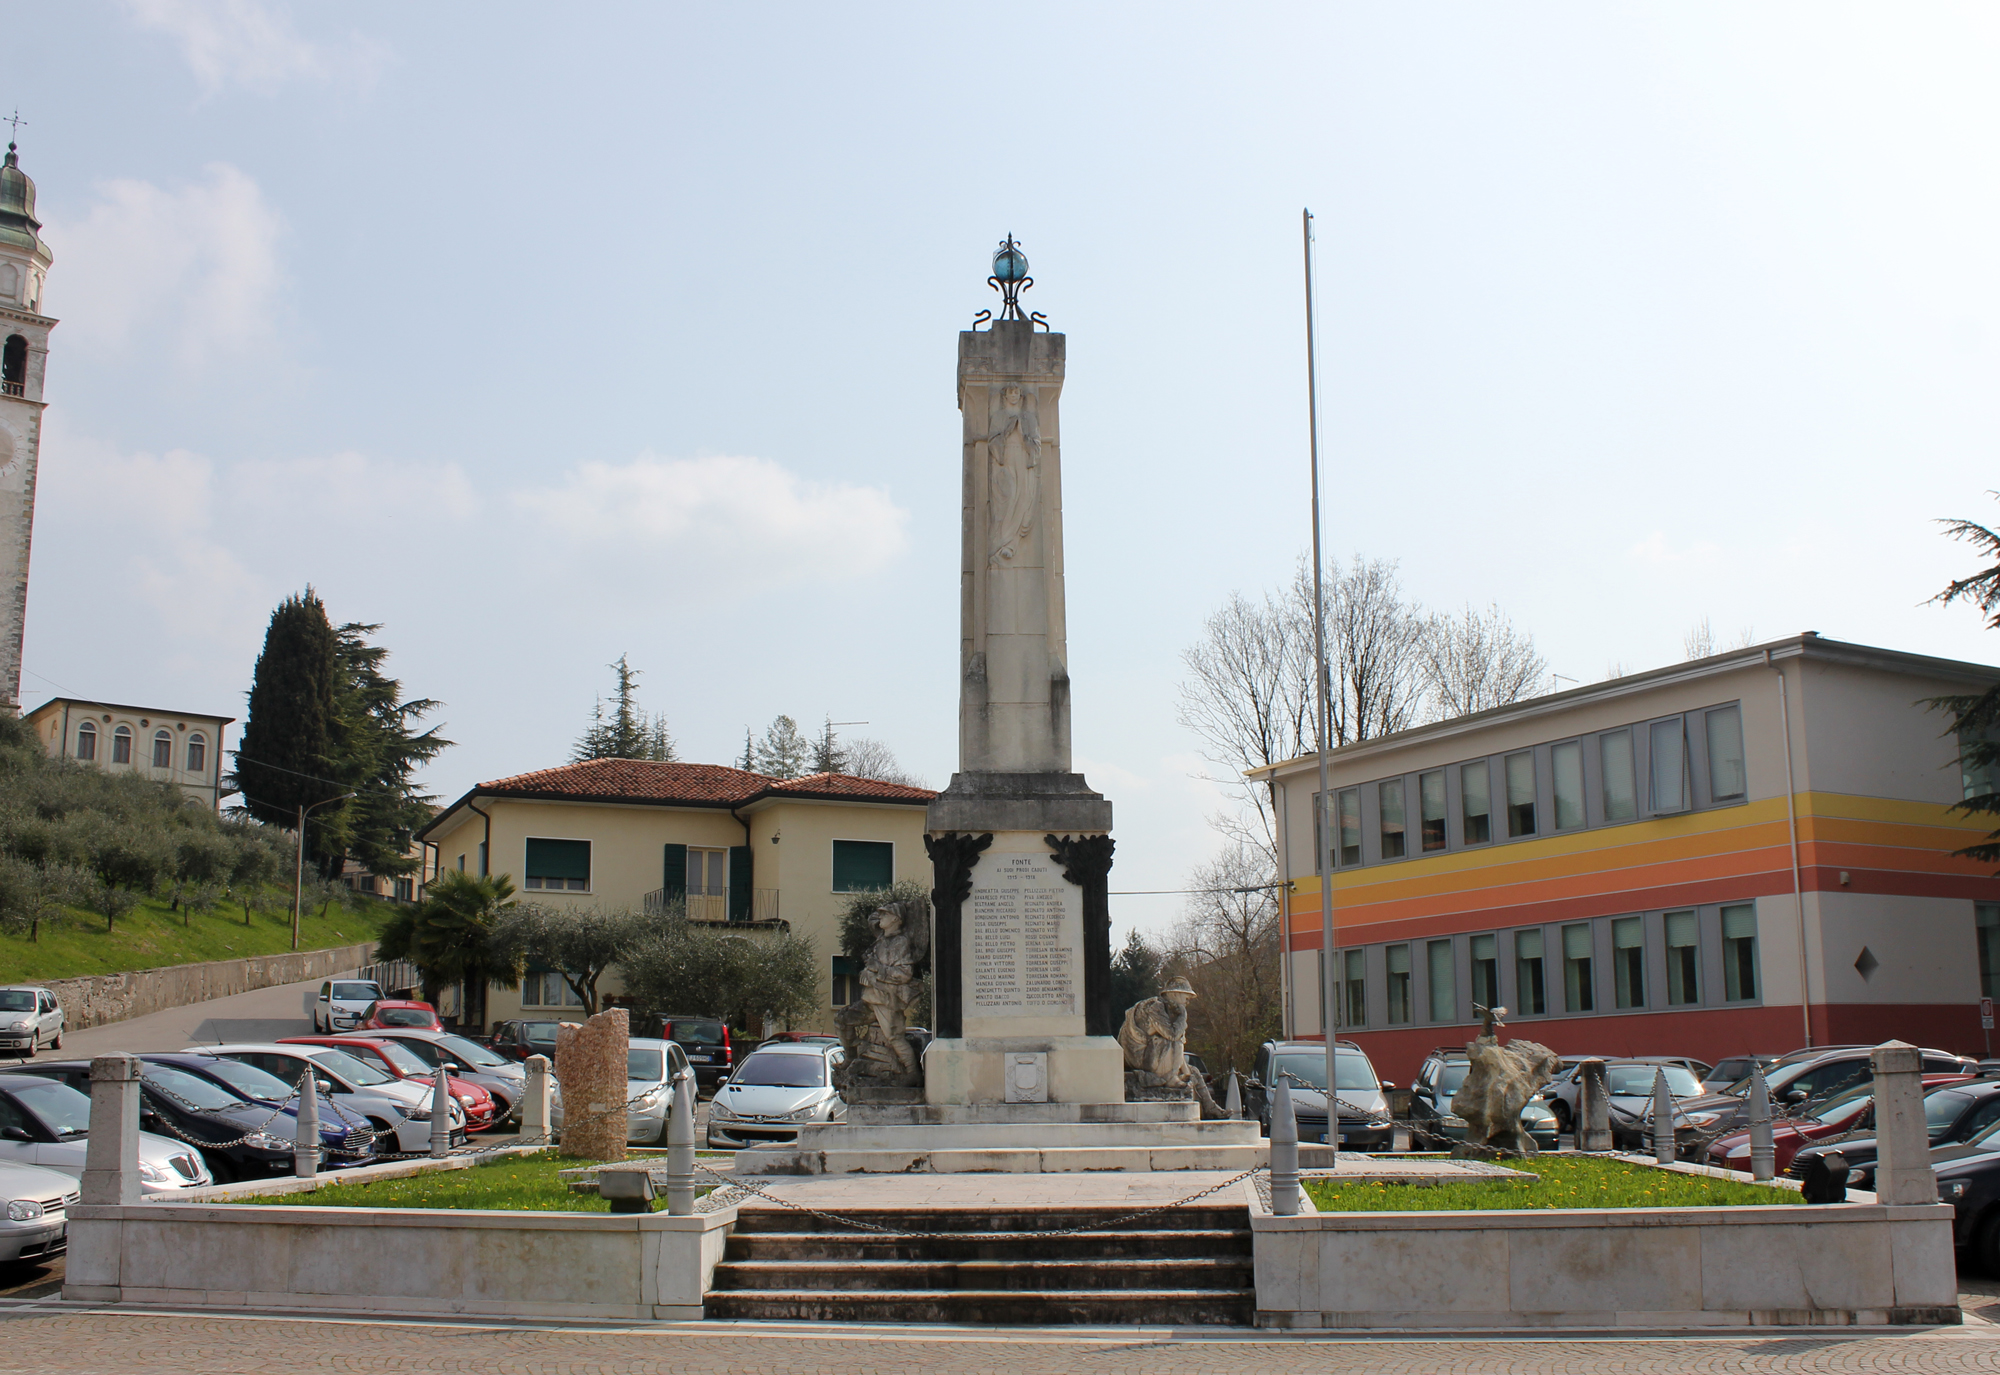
[0,1161,74,1265]
[551,1038,693,1145]
[0,987,63,1057]
[195,1044,465,1155]
[363,1030,526,1119]
[0,1073,212,1194]
[706,1042,845,1149]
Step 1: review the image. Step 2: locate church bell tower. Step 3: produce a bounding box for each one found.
[0,137,55,710]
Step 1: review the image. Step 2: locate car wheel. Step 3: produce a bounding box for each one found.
[20,1038,33,1060]
[1550,1101,1572,1133]
[49,1029,59,1051]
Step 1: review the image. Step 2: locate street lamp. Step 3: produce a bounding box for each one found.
[293,791,357,951]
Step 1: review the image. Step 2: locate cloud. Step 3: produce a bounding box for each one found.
[1628,531,1724,566]
[120,0,388,97]
[45,164,285,365]
[516,453,910,589]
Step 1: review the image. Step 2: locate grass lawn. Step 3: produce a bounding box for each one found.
[1302,1155,1805,1212]
[0,890,389,983]
[242,1151,714,1213]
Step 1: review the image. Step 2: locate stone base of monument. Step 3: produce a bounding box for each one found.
[923,1034,1124,1105]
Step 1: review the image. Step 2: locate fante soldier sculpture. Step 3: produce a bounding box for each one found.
[1448,1002,1562,1158]
[834,901,929,1089]
[1117,977,1224,1118]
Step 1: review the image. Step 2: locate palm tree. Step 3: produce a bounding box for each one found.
[376,871,522,1030]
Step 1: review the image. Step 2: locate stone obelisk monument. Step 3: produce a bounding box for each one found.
[925,238,1120,1106]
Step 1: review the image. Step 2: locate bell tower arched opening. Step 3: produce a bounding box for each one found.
[1,335,23,397]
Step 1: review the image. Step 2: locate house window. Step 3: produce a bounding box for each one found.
[1379,779,1406,859]
[1419,770,1446,852]
[1428,939,1455,1023]
[1706,705,1746,800]
[832,956,859,1007]
[832,840,894,892]
[1505,752,1536,837]
[152,730,173,768]
[1551,740,1584,830]
[1722,903,1759,1001]
[1385,944,1412,1025]
[686,847,728,920]
[523,838,590,891]
[1335,788,1360,866]
[1665,909,1699,1005]
[1612,915,1645,1009]
[1470,933,1498,1011]
[1461,762,1492,845]
[1650,718,1687,812]
[75,723,96,760]
[522,971,583,1008]
[1342,948,1365,1026]
[1562,922,1594,1012]
[111,726,132,763]
[1515,929,1546,1015]
[1601,729,1636,822]
[186,733,206,773]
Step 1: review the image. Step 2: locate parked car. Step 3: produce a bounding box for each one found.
[1663,1045,1978,1153]
[359,1029,527,1120]
[277,1036,498,1131]
[0,1160,75,1266]
[1243,1040,1395,1152]
[1409,1049,1560,1152]
[488,1020,562,1064]
[706,1042,845,1149]
[306,979,384,1034]
[759,1033,840,1047]
[137,1053,382,1166]
[1933,1149,2000,1267]
[0,1073,211,1193]
[1783,1077,2000,1189]
[1703,1076,1899,1175]
[195,1043,464,1155]
[355,1001,443,1032]
[1703,1054,1780,1092]
[553,1038,695,1145]
[1544,1057,1713,1133]
[0,987,64,1058]
[662,1016,734,1090]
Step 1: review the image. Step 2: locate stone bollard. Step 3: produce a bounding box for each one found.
[521,1055,552,1145]
[1269,1076,1301,1216]
[1870,1040,1938,1205]
[81,1054,142,1205]
[1225,1071,1243,1120]
[556,1008,630,1162]
[429,1064,452,1159]
[1651,1067,1676,1164]
[1577,1058,1613,1152]
[293,1073,319,1179]
[665,1077,696,1215]
[1747,1062,1776,1182]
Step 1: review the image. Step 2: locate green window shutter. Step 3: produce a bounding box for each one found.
[525,838,591,881]
[661,843,687,901]
[832,840,894,893]
[728,845,752,921]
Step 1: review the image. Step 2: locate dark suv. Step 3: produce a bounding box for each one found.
[1244,1039,1394,1151]
[660,1017,733,1090]
[488,1020,561,1064]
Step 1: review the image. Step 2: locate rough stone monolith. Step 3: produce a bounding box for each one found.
[556,1007,629,1162]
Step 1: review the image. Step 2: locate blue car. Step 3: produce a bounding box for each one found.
[140,1053,382,1168]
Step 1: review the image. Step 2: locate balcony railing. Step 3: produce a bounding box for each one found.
[642,887,781,922]
[1,380,22,398]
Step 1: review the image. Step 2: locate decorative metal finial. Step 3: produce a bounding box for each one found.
[3,110,24,148]
[973,233,1049,331]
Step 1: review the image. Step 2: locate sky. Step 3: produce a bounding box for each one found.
[8,3,2000,942]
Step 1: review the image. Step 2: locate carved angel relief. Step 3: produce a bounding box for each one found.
[986,383,1041,565]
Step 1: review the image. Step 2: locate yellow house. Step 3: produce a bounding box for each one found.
[415,759,936,1033]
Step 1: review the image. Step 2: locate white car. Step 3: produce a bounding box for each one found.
[306,979,384,1034]
[551,1038,692,1145]
[706,1042,845,1149]
[193,1044,465,1155]
[0,1072,212,1194]
[0,987,63,1057]
[0,1161,75,1265]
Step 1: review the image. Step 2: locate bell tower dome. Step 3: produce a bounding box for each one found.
[0,137,56,709]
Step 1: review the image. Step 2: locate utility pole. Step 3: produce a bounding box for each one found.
[293,792,356,951]
[1303,208,1336,1163]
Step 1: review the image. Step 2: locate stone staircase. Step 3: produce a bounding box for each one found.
[703,1203,1256,1324]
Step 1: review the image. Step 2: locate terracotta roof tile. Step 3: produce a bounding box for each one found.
[454,758,937,812]
[765,772,938,802]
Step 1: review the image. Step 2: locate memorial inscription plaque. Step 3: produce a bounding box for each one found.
[966,850,1081,1018]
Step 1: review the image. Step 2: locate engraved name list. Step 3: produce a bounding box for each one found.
[967,853,1078,1016]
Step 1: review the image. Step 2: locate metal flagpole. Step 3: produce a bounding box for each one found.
[1303,209,1336,1163]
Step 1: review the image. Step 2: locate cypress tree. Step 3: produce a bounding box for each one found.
[234,589,347,876]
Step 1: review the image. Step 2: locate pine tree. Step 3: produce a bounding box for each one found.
[571,655,677,762]
[738,727,757,772]
[754,715,809,779]
[810,715,849,775]
[234,589,348,876]
[330,622,451,880]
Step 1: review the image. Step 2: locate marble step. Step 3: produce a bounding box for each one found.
[711,1256,1253,1293]
[729,1204,1250,1234]
[790,1119,1262,1150]
[726,1226,1251,1261]
[701,1286,1257,1325]
[732,1142,1267,1175]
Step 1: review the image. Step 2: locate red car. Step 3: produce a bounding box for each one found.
[279,1034,498,1131]
[356,1000,443,1031]
[1706,1073,1972,1174]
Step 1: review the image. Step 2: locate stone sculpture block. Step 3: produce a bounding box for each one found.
[1450,1027,1561,1159]
[556,1007,629,1162]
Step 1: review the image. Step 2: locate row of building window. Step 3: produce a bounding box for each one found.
[74,723,207,772]
[465,837,900,896]
[1322,904,1763,1030]
[1314,702,1747,870]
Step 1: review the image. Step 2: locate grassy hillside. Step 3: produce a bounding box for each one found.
[0,889,392,983]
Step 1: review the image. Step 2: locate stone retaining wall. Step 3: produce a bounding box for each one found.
[42,942,377,1031]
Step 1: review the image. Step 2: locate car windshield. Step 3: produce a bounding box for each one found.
[434,1034,507,1068]
[374,1007,435,1027]
[0,991,35,1012]
[1928,1089,1976,1129]
[521,1024,559,1045]
[186,1057,295,1101]
[1806,1082,1874,1123]
[9,1080,91,1136]
[366,1041,433,1076]
[1273,1052,1378,1092]
[143,1064,249,1112]
[628,1049,664,1081]
[733,1052,825,1088]
[1606,1065,1702,1097]
[671,1022,726,1046]
[331,983,379,1001]
[1435,1063,1471,1095]
[307,1049,392,1086]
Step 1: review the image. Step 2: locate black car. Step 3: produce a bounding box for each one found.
[660,1016,734,1090]
[1244,1040,1395,1152]
[1936,1148,2000,1267]
[487,1020,562,1065]
[1661,1045,1977,1157]
[1788,1078,2000,1190]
